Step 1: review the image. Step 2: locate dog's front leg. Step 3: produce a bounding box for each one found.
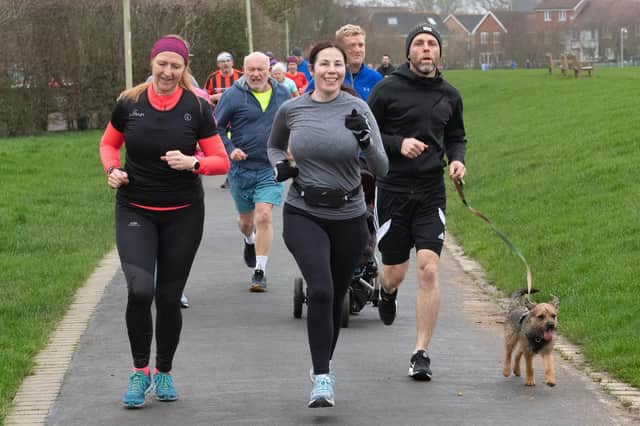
[543,353,555,387]
[523,353,535,386]
[513,348,523,377]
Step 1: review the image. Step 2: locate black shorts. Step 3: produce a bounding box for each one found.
[374,186,446,265]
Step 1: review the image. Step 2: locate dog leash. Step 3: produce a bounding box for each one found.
[454,179,533,294]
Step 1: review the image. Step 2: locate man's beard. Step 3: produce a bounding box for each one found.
[411,59,436,77]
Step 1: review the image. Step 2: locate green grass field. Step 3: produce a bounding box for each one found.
[0,131,114,420]
[0,68,639,422]
[443,67,640,386]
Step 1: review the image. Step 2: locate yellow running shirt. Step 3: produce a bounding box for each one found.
[251,88,272,112]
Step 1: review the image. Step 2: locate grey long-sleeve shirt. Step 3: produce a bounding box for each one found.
[268,91,388,220]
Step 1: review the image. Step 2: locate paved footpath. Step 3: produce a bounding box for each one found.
[37,176,635,425]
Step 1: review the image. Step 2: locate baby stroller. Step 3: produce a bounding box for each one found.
[293,159,380,328]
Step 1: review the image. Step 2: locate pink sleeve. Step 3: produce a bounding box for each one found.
[196,134,230,175]
[99,123,124,174]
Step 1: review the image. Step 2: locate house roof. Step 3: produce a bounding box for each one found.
[370,11,447,36]
[472,11,508,34]
[445,14,484,33]
[573,0,640,27]
[534,0,585,10]
[492,11,536,33]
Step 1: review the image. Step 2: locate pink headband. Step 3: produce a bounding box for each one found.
[150,36,189,66]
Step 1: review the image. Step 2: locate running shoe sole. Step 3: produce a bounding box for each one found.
[250,284,266,292]
[408,367,432,381]
[155,394,178,401]
[308,397,335,408]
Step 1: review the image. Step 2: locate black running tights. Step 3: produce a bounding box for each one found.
[282,204,368,375]
[115,200,204,372]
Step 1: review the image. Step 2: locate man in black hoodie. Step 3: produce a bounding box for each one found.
[367,24,467,381]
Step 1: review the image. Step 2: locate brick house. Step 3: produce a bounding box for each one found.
[443,14,484,68]
[535,0,640,63]
[534,0,588,56]
[445,11,537,68]
[571,0,640,63]
[365,10,447,68]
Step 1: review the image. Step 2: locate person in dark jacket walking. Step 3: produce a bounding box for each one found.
[367,24,467,382]
[376,54,396,78]
[214,52,291,292]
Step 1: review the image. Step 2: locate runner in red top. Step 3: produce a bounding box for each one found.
[203,51,243,106]
[285,55,308,95]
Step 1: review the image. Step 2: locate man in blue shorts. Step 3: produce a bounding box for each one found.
[214,52,291,291]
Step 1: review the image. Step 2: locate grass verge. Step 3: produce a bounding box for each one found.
[444,67,640,387]
[0,131,114,421]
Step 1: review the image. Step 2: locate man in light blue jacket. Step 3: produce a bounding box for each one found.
[214,52,291,292]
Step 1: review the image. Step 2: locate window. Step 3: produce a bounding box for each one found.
[387,17,398,26]
[559,11,567,22]
[544,11,551,22]
[493,32,501,45]
[481,32,488,45]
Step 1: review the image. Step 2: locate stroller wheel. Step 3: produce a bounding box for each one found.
[293,277,304,319]
[340,290,350,328]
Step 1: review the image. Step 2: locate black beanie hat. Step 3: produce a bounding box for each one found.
[405,23,442,58]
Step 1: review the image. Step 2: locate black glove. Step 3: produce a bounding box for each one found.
[274,160,299,182]
[345,109,372,150]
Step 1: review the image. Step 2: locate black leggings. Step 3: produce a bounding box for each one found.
[115,200,204,372]
[283,204,368,375]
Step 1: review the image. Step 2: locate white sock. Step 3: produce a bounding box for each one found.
[255,256,268,271]
[244,231,256,245]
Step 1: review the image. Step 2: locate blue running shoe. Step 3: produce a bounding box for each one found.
[154,371,178,401]
[308,374,335,408]
[122,370,153,408]
[309,366,335,384]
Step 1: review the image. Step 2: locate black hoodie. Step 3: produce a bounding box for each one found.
[367,63,466,192]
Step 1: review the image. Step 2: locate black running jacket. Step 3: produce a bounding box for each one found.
[367,63,467,192]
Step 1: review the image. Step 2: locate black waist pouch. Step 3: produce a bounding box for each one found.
[293,182,359,208]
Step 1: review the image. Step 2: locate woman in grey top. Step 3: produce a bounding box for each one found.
[268,40,388,408]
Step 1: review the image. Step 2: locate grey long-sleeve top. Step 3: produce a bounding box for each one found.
[268,91,388,220]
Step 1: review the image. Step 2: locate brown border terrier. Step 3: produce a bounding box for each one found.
[503,288,559,386]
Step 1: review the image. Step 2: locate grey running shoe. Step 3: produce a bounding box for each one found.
[250,269,267,292]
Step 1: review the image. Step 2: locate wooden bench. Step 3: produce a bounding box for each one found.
[547,54,594,78]
[574,61,594,78]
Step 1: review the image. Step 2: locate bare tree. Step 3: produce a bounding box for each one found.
[413,0,463,14]
[471,0,512,11]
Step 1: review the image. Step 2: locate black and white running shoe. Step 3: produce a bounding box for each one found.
[409,350,432,381]
[378,287,397,325]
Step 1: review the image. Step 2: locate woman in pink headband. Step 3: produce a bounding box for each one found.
[99,34,229,408]
[149,35,191,96]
